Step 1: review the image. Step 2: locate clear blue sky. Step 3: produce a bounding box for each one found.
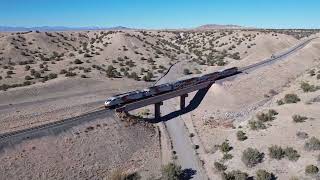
[0,0,319,29]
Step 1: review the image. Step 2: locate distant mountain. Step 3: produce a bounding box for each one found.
[0,26,132,32]
[195,24,248,30]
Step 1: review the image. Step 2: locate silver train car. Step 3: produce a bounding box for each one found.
[105,67,239,108]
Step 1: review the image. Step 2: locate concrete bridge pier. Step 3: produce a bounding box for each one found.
[180,94,188,110]
[155,102,163,119]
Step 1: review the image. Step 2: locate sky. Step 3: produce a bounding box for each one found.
[0,0,319,29]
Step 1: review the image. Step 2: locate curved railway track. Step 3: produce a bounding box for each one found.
[0,37,317,142]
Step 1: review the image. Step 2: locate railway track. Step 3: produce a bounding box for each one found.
[0,109,109,141]
[0,37,316,142]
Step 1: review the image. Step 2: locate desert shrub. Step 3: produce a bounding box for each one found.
[296,131,309,139]
[292,115,308,123]
[129,72,139,81]
[301,82,320,92]
[305,165,319,175]
[268,145,300,161]
[84,53,93,58]
[183,68,191,75]
[25,65,31,71]
[60,69,67,74]
[249,120,266,130]
[256,169,275,180]
[33,72,41,78]
[277,99,284,105]
[48,73,57,79]
[80,74,87,78]
[106,65,117,78]
[220,140,232,153]
[6,70,14,75]
[221,170,249,180]
[223,153,233,160]
[256,109,278,122]
[214,162,227,172]
[23,81,32,86]
[236,130,247,141]
[284,147,300,161]
[305,137,320,151]
[309,69,316,76]
[283,94,300,103]
[65,71,76,77]
[0,76,2,80]
[317,74,320,80]
[241,148,264,167]
[25,75,32,80]
[74,59,83,64]
[110,169,141,180]
[268,145,285,160]
[161,163,183,180]
[143,72,154,82]
[41,76,48,82]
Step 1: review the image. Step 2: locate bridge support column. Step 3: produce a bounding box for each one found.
[180,94,188,110]
[155,102,163,119]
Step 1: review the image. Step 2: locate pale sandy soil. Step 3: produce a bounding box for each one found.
[184,35,320,179]
[0,77,148,133]
[0,113,161,180]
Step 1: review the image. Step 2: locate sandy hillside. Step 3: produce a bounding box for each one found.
[0,29,319,179]
[0,112,161,180]
[181,34,320,179]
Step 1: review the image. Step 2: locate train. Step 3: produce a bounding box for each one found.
[104,67,240,109]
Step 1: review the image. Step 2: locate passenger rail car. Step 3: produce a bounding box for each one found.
[105,67,240,108]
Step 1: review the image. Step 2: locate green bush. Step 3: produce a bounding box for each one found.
[65,71,76,77]
[256,109,278,122]
[284,147,300,161]
[60,69,67,74]
[223,153,233,160]
[220,140,232,153]
[292,115,308,123]
[305,137,320,151]
[309,69,316,76]
[305,165,319,175]
[214,161,227,172]
[237,130,247,141]
[25,65,31,71]
[268,145,285,160]
[296,131,309,139]
[300,82,320,92]
[249,120,266,130]
[25,75,32,80]
[183,68,191,75]
[268,145,300,161]
[161,163,183,180]
[74,59,83,64]
[283,94,300,104]
[277,99,284,105]
[242,148,264,167]
[256,169,275,180]
[33,72,41,78]
[48,73,58,79]
[221,170,249,180]
[142,72,154,82]
[110,169,141,180]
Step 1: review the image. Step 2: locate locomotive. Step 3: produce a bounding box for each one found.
[104,67,239,108]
